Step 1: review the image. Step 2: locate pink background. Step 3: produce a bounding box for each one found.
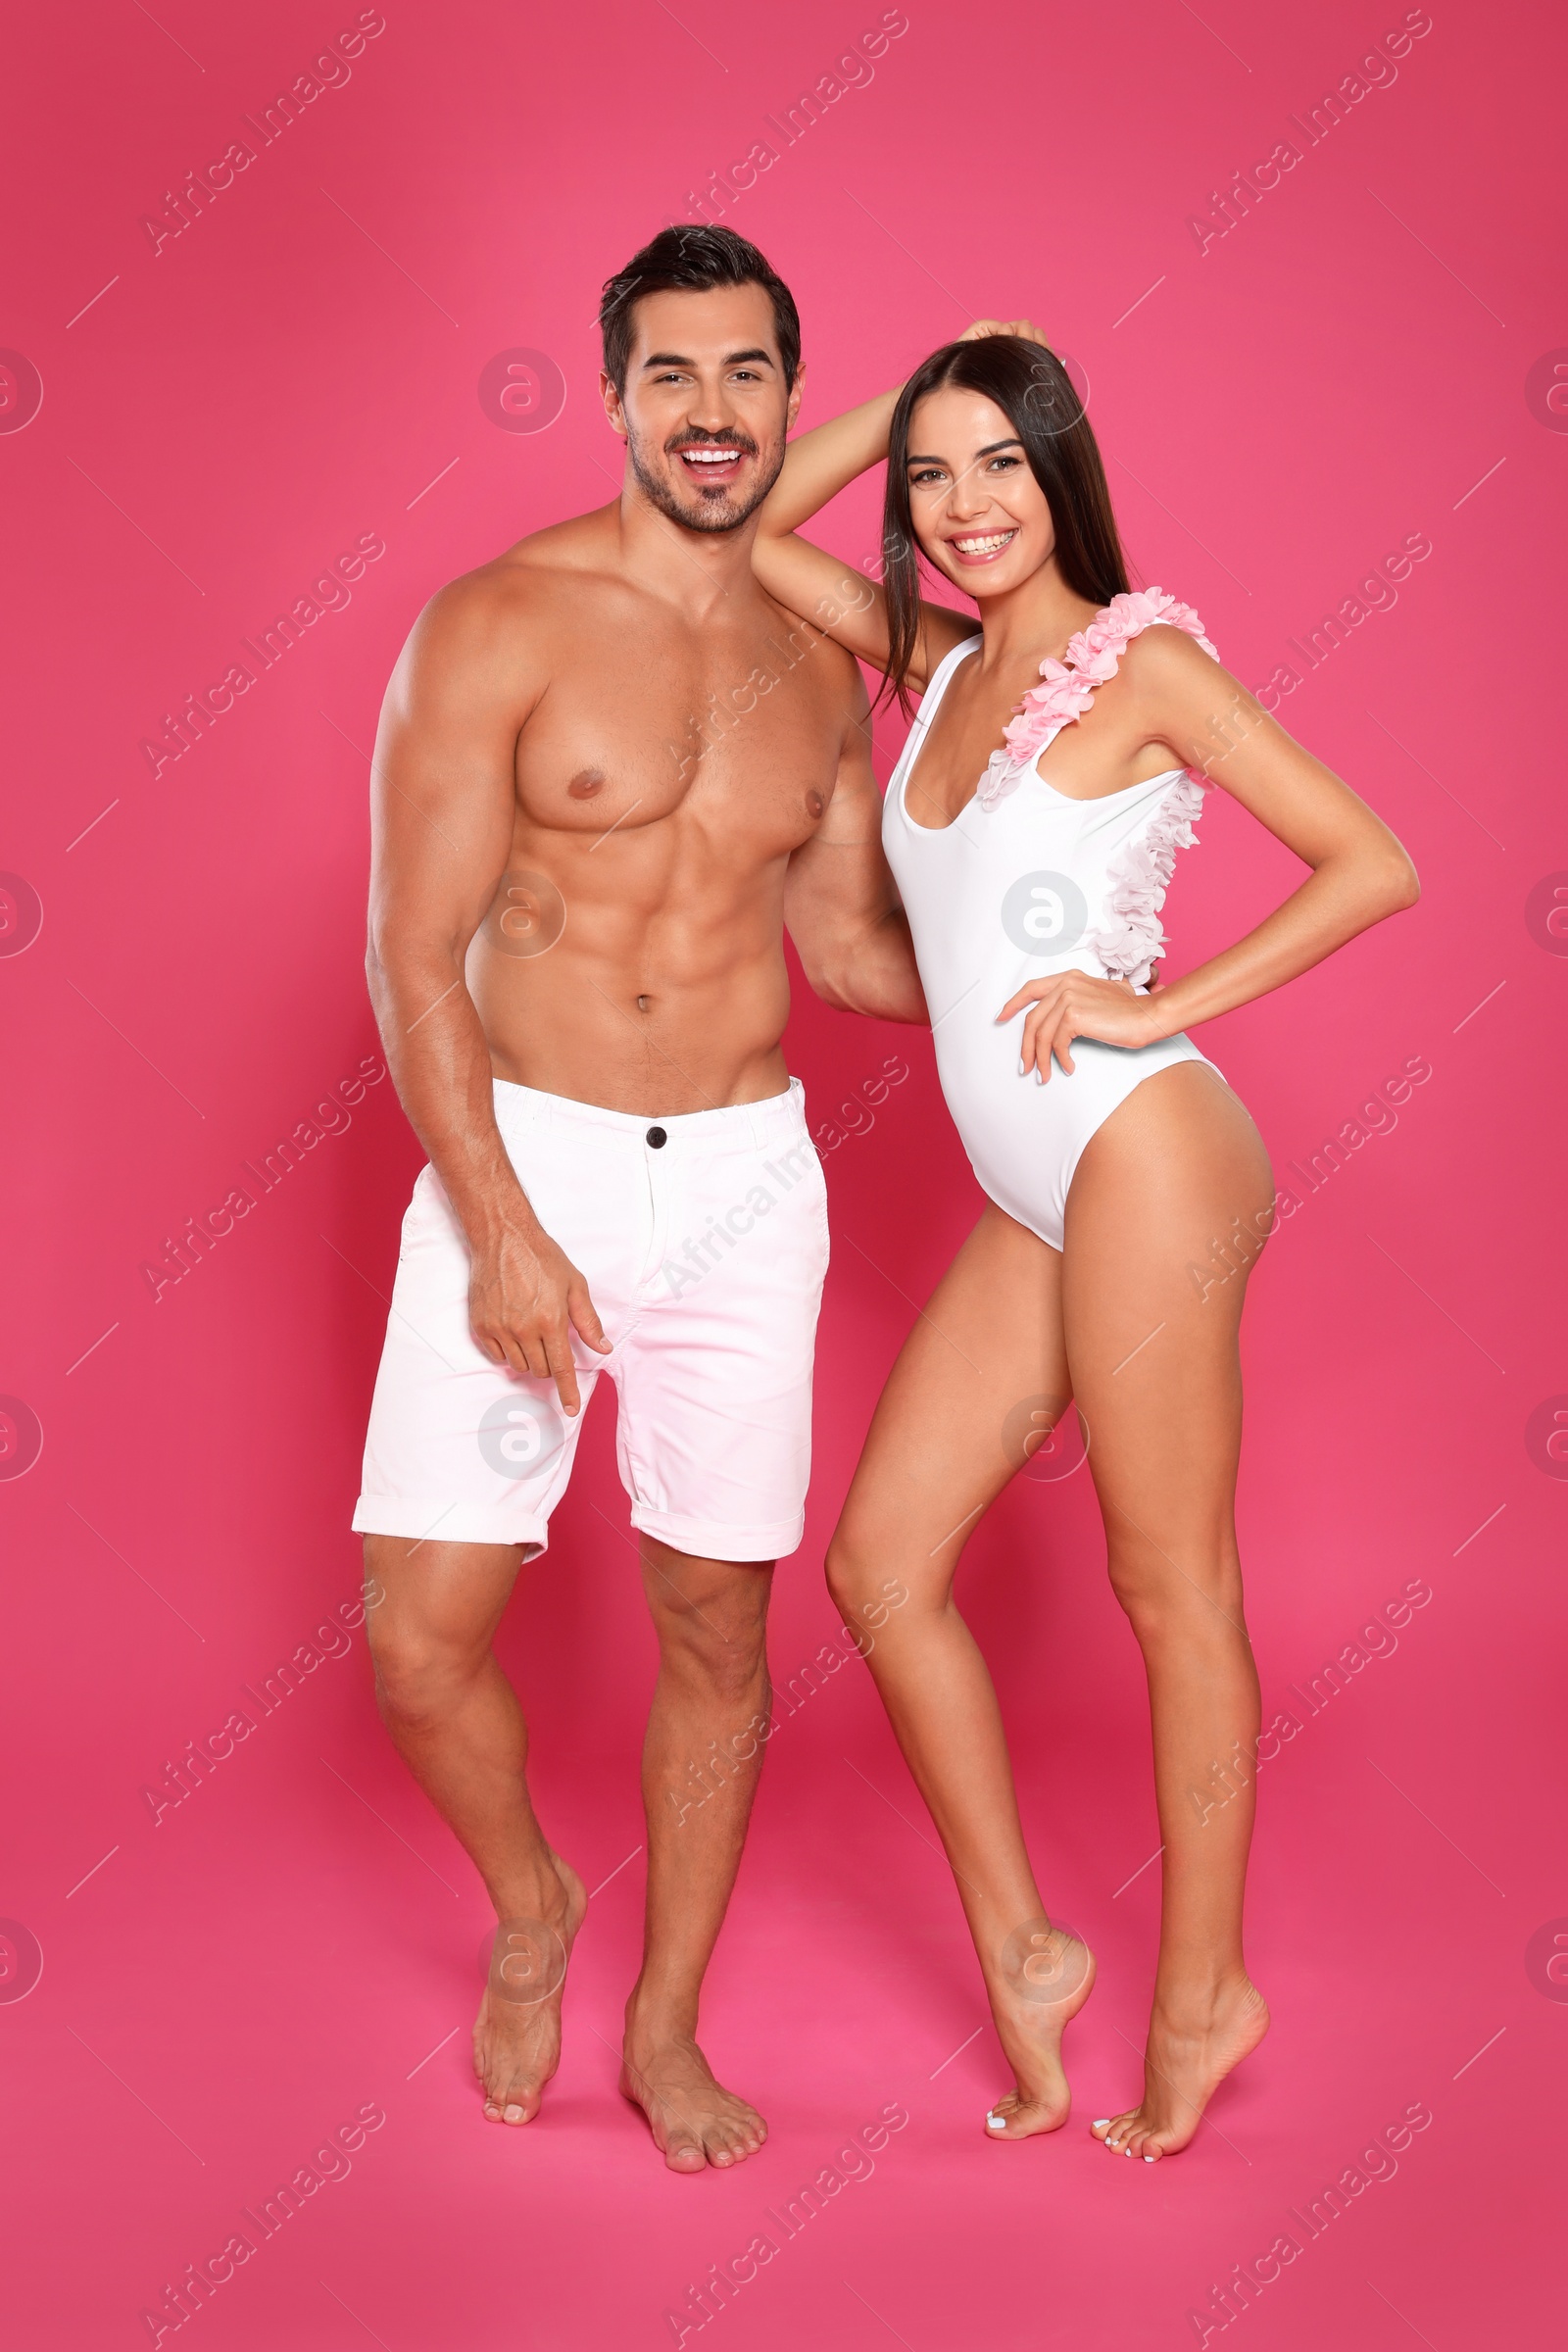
[3,1,1563,2344]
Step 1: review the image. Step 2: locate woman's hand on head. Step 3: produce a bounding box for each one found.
[958,318,1053,349]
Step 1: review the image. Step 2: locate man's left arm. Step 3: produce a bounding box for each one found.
[783,663,928,1024]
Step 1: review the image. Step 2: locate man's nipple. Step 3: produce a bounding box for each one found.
[807,790,825,818]
[567,768,606,800]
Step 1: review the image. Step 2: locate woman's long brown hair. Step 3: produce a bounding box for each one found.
[880,338,1130,714]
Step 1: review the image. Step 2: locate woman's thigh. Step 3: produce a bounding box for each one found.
[1060,1063,1274,1605]
[833,1200,1071,1602]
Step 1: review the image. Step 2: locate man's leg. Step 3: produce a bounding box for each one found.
[363,1532,586,2126]
[620,1536,773,2172]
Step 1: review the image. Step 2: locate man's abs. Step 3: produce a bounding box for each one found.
[469,887,794,1116]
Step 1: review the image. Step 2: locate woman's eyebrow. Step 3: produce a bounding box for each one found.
[906,437,1023,465]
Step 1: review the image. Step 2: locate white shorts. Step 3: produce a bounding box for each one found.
[352,1079,829,1562]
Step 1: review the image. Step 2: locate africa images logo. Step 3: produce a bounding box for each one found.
[1001,870,1089,956]
[477,1395,565,1480]
[477,350,566,434]
[0,350,44,433]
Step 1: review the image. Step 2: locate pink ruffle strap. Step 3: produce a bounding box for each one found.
[1085,770,1206,987]
[977,588,1219,989]
[977,588,1217,809]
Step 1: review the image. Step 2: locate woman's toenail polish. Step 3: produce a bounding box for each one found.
[986,2112,1006,2131]
[1093,2119,1108,2130]
[1145,2153,1155,2162]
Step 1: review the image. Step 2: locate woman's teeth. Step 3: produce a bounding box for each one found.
[952,530,1017,554]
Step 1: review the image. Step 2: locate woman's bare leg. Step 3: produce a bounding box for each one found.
[1062,1062,1276,2160]
[826,1203,1095,2141]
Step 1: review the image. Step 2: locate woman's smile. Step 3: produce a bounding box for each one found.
[943,525,1021,565]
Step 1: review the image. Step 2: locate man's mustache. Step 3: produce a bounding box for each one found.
[664,430,760,458]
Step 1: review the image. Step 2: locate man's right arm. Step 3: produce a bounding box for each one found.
[365,578,609,1414]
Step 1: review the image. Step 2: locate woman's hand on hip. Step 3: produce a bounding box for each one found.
[998,971,1165,1079]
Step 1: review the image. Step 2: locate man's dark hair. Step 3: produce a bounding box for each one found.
[599,225,801,393]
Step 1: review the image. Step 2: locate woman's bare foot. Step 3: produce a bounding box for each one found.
[472,1852,587,2127]
[620,2007,767,2173]
[982,1921,1097,2142]
[1092,1973,1269,2161]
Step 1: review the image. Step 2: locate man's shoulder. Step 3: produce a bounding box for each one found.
[434,511,614,615]
[404,510,627,679]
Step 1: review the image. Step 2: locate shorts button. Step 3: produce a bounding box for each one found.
[646,1125,667,1149]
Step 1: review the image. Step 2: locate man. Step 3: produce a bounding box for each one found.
[352,225,924,2173]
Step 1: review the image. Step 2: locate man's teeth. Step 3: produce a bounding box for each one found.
[953,530,1017,553]
[683,449,741,464]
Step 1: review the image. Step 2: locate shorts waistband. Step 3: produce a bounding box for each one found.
[493,1075,808,1151]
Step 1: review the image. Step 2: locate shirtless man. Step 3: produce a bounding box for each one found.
[352,226,924,2172]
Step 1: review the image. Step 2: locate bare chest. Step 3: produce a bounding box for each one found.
[515,608,845,855]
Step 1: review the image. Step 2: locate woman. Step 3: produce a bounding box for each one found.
[753,324,1418,2160]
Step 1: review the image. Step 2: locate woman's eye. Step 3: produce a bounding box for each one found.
[989,456,1020,472]
[909,468,943,486]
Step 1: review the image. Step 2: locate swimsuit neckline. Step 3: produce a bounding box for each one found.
[895,631,1182,839]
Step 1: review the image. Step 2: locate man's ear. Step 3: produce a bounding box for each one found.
[599,368,628,439]
[785,359,806,436]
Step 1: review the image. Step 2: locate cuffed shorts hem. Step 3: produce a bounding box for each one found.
[352,1495,551,1554]
[629,1503,805,1564]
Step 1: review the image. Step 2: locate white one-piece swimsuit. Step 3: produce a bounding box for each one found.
[883,591,1223,1252]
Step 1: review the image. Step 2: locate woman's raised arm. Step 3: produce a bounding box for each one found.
[751,385,907,675]
[752,322,1045,689]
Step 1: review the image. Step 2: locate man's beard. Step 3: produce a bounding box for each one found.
[627,427,785,535]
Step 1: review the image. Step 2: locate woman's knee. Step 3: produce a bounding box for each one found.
[826,1526,919,1649]
[825,1520,879,1622]
[1105,1539,1245,1640]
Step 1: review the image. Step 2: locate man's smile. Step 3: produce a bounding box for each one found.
[671,438,752,487]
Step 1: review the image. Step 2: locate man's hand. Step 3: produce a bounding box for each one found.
[958,318,1053,349]
[998,970,1164,1081]
[469,1218,611,1416]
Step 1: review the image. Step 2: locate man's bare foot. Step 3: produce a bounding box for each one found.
[981,1921,1096,2142]
[472,1852,587,2127]
[1092,1973,1269,2161]
[619,2011,767,2173]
